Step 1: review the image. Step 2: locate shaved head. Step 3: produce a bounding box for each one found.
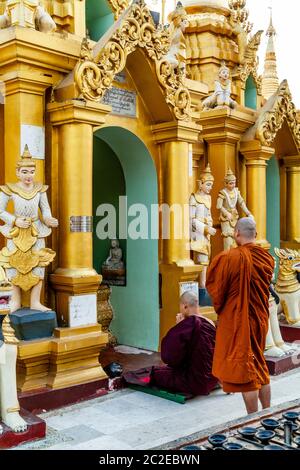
[235,217,257,243]
[180,291,199,308]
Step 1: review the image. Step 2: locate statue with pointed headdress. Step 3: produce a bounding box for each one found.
[0,146,58,312]
[217,168,253,251]
[164,2,189,73]
[202,61,238,111]
[190,164,216,288]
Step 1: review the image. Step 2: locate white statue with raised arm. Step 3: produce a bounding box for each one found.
[0,145,58,312]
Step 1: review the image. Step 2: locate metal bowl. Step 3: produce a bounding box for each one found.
[237,427,257,439]
[263,444,285,451]
[255,430,275,444]
[181,445,205,450]
[293,436,300,448]
[261,418,280,431]
[208,434,227,448]
[282,411,300,422]
[222,442,244,450]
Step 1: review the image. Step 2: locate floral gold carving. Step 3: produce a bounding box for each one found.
[107,0,129,20]
[97,285,117,346]
[236,30,263,94]
[256,80,300,151]
[74,0,191,121]
[229,0,252,34]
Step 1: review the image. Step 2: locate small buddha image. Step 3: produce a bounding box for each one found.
[101,239,126,286]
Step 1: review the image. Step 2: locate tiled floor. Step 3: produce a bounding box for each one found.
[15,366,300,450]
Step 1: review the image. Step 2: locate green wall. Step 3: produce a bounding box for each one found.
[93,127,159,351]
[245,75,257,110]
[93,139,126,272]
[86,0,114,41]
[267,156,280,263]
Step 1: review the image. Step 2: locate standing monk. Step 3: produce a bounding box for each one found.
[206,218,274,414]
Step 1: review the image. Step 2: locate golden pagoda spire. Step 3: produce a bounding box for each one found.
[262,7,279,100]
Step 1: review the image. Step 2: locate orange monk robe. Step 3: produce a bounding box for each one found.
[206,244,274,393]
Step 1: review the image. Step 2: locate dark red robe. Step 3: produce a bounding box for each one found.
[151,315,218,396]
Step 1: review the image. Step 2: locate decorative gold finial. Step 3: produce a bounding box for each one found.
[168,1,186,23]
[219,60,230,75]
[199,164,214,183]
[2,315,18,345]
[266,6,276,37]
[224,167,236,182]
[0,266,11,291]
[229,0,252,33]
[262,5,279,99]
[16,145,36,169]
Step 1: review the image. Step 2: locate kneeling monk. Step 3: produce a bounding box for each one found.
[151,291,218,396]
[206,218,274,414]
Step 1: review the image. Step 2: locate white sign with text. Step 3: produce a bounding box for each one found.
[69,294,97,327]
[179,281,199,298]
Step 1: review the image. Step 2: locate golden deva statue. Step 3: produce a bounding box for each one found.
[0,146,58,312]
[190,164,216,288]
[202,62,237,111]
[217,168,253,251]
[164,2,189,73]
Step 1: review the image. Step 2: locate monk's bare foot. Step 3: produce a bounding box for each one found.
[30,302,51,312]
[9,302,21,313]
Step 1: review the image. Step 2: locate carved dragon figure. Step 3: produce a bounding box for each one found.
[274,248,300,327]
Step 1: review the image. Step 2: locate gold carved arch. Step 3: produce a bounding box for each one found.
[236,30,263,95]
[256,80,300,151]
[239,65,262,95]
[74,0,191,121]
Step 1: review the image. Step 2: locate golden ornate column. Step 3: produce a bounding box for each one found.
[284,157,300,244]
[280,163,287,242]
[191,141,205,194]
[199,108,255,255]
[240,140,274,249]
[2,74,55,184]
[152,120,203,341]
[152,120,201,266]
[47,99,111,325]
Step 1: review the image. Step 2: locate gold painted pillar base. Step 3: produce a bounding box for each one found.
[50,274,102,326]
[159,264,202,343]
[17,325,108,392]
[240,140,274,249]
[199,108,256,255]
